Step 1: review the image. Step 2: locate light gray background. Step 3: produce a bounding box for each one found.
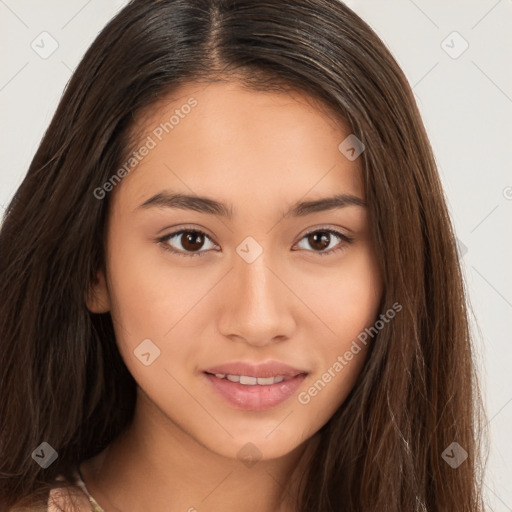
[1,0,511,509]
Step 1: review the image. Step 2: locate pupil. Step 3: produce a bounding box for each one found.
[310,232,329,250]
[183,232,203,251]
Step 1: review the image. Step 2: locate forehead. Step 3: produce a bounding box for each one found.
[113,80,364,213]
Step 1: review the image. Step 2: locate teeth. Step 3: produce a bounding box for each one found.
[239,375,257,385]
[258,377,284,384]
[212,373,287,385]
[255,376,277,385]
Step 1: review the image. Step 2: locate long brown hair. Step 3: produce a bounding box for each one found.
[0,1,486,510]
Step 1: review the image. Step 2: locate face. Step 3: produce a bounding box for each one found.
[88,80,383,461]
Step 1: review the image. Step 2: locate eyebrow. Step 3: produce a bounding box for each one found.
[136,191,367,218]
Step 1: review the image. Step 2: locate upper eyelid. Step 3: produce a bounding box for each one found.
[161,227,219,246]
[298,226,352,241]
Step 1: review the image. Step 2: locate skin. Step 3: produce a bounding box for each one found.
[82,80,383,512]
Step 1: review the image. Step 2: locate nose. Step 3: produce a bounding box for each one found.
[217,251,296,347]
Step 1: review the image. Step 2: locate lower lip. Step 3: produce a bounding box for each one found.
[203,372,307,411]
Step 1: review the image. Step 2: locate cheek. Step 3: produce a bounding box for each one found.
[104,227,219,395]
[104,233,202,399]
[105,228,205,338]
[300,242,382,341]
[295,244,382,411]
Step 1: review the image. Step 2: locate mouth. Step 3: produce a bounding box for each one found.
[203,371,303,386]
[203,360,308,380]
[202,363,308,411]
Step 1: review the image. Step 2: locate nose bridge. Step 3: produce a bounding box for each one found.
[218,244,294,343]
[235,250,281,316]
[234,234,278,303]
[239,255,279,309]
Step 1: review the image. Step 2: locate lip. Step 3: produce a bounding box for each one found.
[203,360,307,379]
[203,373,307,410]
[202,360,308,411]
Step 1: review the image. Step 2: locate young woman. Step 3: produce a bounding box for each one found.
[0,0,486,511]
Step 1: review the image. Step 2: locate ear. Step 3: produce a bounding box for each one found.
[85,268,111,313]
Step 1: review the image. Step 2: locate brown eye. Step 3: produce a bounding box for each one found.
[181,231,205,251]
[159,229,217,257]
[296,229,353,256]
[307,231,331,251]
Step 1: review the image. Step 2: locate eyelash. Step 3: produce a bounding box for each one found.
[157,227,353,258]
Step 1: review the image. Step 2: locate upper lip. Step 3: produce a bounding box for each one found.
[203,360,308,379]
